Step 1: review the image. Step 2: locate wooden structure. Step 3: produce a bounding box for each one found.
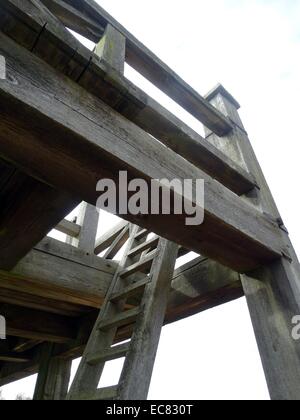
[0,0,299,400]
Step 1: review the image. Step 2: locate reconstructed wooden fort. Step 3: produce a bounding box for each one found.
[0,0,299,400]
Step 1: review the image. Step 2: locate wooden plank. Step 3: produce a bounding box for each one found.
[41,0,233,136]
[128,237,159,258]
[118,240,179,400]
[204,85,300,400]
[55,219,81,238]
[95,220,129,255]
[13,339,42,354]
[0,1,256,196]
[0,33,285,271]
[72,386,118,401]
[0,257,243,387]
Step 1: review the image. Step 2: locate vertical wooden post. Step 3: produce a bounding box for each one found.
[76,202,100,254]
[33,344,71,401]
[204,84,300,400]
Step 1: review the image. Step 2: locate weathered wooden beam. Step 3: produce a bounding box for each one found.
[74,202,100,253]
[55,219,81,238]
[0,237,242,318]
[0,287,88,318]
[41,0,233,136]
[103,226,130,260]
[0,255,243,387]
[204,84,300,400]
[33,343,71,400]
[0,303,77,343]
[95,23,126,73]
[0,0,255,197]
[13,339,42,354]
[0,237,116,312]
[0,341,32,363]
[0,34,285,271]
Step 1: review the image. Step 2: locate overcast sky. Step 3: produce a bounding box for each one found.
[2,0,300,400]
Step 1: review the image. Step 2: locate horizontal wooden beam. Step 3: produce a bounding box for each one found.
[41,0,233,136]
[0,33,285,271]
[0,237,116,312]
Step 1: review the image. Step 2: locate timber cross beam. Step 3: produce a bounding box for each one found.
[0,0,299,401]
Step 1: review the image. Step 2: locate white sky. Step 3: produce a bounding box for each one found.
[2,0,300,400]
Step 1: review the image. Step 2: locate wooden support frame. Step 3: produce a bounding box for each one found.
[0,32,285,272]
[33,343,71,400]
[0,0,298,401]
[40,0,233,136]
[204,84,300,400]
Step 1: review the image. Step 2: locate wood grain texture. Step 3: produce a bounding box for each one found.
[0,0,255,196]
[0,160,78,270]
[0,34,284,272]
[205,84,300,400]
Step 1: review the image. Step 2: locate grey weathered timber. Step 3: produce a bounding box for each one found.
[33,343,71,400]
[117,240,179,400]
[67,225,141,399]
[73,202,100,253]
[103,226,130,260]
[0,256,242,387]
[55,219,81,238]
[0,33,285,272]
[0,248,241,322]
[0,0,256,197]
[41,0,233,136]
[204,84,300,400]
[95,220,129,255]
[0,237,116,310]
[68,224,179,401]
[95,24,126,73]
